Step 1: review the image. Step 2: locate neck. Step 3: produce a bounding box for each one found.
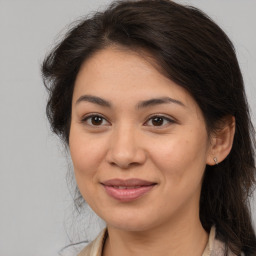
[103,211,208,256]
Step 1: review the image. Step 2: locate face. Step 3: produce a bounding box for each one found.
[69,47,213,232]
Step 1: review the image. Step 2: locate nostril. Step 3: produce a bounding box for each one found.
[129,162,140,167]
[109,161,140,169]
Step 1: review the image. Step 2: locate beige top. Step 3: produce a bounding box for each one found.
[78,226,238,256]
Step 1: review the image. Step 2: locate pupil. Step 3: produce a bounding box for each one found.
[152,117,163,126]
[92,116,103,125]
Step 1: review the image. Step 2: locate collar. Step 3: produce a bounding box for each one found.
[78,226,235,256]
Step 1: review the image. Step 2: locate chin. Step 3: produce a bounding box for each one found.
[104,212,160,232]
[109,221,153,232]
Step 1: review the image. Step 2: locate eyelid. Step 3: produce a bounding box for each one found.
[144,114,176,127]
[81,113,111,126]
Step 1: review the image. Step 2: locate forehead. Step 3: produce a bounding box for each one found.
[73,47,191,104]
[76,47,163,86]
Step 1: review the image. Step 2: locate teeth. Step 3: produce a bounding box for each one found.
[113,186,141,189]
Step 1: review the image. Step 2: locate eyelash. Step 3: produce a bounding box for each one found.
[81,114,175,128]
[81,114,110,127]
[145,115,175,127]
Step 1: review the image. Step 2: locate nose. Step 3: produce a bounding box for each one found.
[106,125,147,169]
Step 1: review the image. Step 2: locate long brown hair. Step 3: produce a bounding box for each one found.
[42,1,256,254]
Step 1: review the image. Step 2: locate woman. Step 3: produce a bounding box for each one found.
[42,0,256,255]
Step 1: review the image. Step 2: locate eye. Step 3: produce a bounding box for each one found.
[82,114,110,127]
[145,115,175,127]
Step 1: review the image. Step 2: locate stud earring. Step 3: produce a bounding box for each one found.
[213,157,218,165]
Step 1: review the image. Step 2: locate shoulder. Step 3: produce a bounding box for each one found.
[204,226,245,256]
[77,228,107,256]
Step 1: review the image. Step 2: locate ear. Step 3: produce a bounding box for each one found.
[206,116,235,166]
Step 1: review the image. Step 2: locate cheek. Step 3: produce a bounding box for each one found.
[69,126,106,180]
[149,129,209,185]
[69,129,108,207]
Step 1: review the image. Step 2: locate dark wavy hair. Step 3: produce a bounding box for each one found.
[42,0,256,255]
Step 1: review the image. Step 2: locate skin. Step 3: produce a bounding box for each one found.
[69,47,234,256]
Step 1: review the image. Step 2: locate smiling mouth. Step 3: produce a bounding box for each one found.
[110,185,145,189]
[101,178,157,202]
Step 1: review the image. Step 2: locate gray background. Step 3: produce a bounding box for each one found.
[0,0,255,255]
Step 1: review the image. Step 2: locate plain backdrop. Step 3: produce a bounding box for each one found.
[0,1,255,256]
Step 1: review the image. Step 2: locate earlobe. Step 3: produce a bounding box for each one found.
[207,116,235,166]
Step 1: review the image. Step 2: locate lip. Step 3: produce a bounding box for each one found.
[101,179,157,202]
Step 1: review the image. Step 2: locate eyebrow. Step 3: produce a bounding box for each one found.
[137,97,186,109]
[75,95,185,108]
[76,95,112,107]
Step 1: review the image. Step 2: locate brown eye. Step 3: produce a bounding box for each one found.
[145,115,175,127]
[82,115,110,127]
[152,117,164,126]
[91,116,103,125]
